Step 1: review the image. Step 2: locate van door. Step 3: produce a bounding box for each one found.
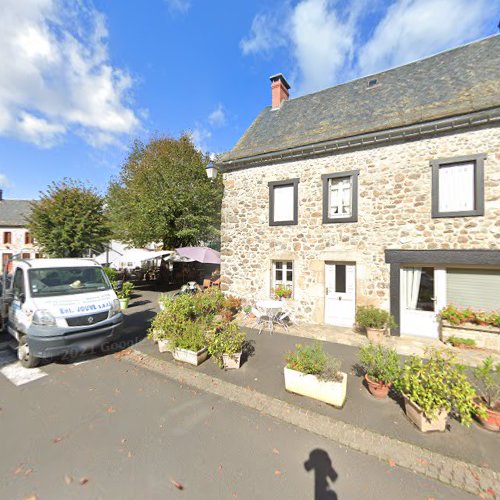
[8,268,29,335]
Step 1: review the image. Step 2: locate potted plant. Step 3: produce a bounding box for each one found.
[396,350,478,432]
[472,357,500,432]
[284,342,346,408]
[208,322,246,369]
[355,306,396,341]
[172,320,209,366]
[116,281,134,310]
[358,343,401,399]
[273,285,292,301]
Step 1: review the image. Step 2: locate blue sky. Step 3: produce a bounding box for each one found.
[0,0,497,199]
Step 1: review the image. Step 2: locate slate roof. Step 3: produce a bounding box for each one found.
[0,200,34,227]
[222,35,500,164]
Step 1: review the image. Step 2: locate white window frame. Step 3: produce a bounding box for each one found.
[431,154,486,218]
[272,261,293,293]
[322,170,359,224]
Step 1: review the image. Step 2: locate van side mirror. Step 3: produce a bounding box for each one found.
[19,292,26,304]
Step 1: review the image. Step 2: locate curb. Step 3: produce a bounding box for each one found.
[118,348,500,496]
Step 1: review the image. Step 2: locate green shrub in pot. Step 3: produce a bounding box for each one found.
[395,349,479,426]
[355,306,396,330]
[208,322,246,368]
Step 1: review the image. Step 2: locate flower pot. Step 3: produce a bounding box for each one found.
[402,394,448,432]
[119,298,129,310]
[365,374,391,399]
[366,327,384,342]
[222,352,242,369]
[283,367,347,408]
[158,339,172,353]
[475,399,500,432]
[173,347,208,366]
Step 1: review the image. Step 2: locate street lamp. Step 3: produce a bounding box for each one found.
[205,161,219,180]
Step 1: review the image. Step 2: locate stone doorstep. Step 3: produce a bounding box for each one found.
[118,348,500,496]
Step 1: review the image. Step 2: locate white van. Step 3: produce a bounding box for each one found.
[1,257,123,368]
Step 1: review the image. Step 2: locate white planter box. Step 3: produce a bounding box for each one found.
[173,347,208,366]
[283,367,347,408]
[158,339,172,353]
[222,352,242,369]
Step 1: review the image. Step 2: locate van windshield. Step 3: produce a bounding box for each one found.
[28,267,110,297]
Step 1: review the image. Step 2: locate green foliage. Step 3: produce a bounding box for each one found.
[28,179,110,258]
[440,304,500,327]
[355,306,397,330]
[115,281,134,300]
[395,350,479,425]
[447,336,476,347]
[175,320,209,352]
[286,342,342,383]
[106,135,223,249]
[358,343,401,385]
[472,357,500,409]
[103,267,118,282]
[208,322,246,368]
[273,285,292,300]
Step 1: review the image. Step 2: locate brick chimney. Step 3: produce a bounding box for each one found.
[270,73,290,109]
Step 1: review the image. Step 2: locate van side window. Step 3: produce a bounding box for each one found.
[13,269,25,299]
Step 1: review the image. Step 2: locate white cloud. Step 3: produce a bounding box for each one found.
[190,126,212,153]
[358,0,495,75]
[165,0,190,13]
[241,0,495,94]
[0,174,12,188]
[208,104,226,127]
[0,0,140,148]
[240,12,287,55]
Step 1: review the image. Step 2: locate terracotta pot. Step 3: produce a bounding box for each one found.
[366,327,384,342]
[475,399,500,432]
[365,374,391,399]
[402,394,448,432]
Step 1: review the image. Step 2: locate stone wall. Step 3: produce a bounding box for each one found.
[442,322,500,352]
[221,126,500,324]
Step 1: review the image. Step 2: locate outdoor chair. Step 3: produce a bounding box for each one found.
[251,307,272,335]
[276,309,291,332]
[202,279,211,289]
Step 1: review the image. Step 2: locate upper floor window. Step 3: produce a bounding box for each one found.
[3,231,12,244]
[25,232,32,245]
[322,170,359,223]
[268,179,299,226]
[431,154,486,218]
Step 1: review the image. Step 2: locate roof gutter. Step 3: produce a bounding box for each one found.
[218,107,500,172]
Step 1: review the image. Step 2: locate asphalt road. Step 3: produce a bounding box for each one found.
[0,344,472,499]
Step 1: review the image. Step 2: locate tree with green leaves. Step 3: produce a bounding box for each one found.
[106,134,223,249]
[28,179,110,258]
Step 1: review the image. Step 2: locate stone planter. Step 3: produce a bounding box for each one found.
[222,352,242,370]
[119,298,129,310]
[403,394,448,432]
[441,321,499,352]
[366,327,384,342]
[365,374,391,399]
[158,339,172,353]
[173,347,208,366]
[283,367,347,408]
[475,399,500,432]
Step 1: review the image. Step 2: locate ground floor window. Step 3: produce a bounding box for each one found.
[402,267,435,312]
[446,268,500,311]
[272,261,293,293]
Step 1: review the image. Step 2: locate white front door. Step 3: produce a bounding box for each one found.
[400,267,446,339]
[325,263,356,327]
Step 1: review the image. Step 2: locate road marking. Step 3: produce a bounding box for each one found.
[0,349,47,386]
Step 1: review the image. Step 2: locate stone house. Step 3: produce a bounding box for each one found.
[0,191,39,272]
[218,35,500,340]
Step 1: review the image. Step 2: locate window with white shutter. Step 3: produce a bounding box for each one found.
[269,179,299,225]
[322,170,359,223]
[431,154,485,218]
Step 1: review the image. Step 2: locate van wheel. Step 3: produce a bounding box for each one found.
[18,336,40,368]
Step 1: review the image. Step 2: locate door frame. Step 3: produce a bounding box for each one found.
[324,261,356,327]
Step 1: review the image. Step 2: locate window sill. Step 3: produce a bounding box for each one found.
[323,216,358,224]
[431,210,484,218]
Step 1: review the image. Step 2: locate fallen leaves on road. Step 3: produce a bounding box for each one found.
[387,459,396,467]
[106,406,116,414]
[272,448,280,455]
[24,495,37,500]
[64,475,73,485]
[218,464,223,473]
[52,436,63,444]
[171,479,184,490]
[128,451,132,458]
[274,470,282,476]
[79,477,89,486]
[14,465,33,476]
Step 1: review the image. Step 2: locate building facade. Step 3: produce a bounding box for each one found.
[0,193,38,272]
[218,36,500,339]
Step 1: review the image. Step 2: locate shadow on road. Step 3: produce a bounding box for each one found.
[304,449,338,500]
